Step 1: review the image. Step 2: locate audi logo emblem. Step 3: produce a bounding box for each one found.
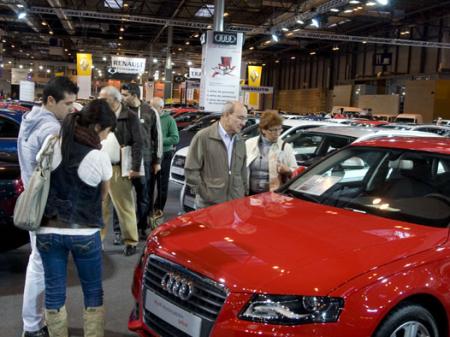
[213,32,237,45]
[160,272,195,301]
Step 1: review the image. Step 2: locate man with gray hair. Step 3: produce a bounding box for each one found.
[99,86,142,256]
[185,101,248,208]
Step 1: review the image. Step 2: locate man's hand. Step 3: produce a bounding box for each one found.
[128,170,141,179]
[152,163,161,174]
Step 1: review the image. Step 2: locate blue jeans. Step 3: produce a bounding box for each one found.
[36,232,103,310]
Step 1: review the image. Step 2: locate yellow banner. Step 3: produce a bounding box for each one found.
[247,65,262,106]
[76,53,92,76]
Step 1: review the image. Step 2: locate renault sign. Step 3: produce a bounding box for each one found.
[213,32,238,45]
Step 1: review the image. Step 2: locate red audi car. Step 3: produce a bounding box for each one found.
[129,137,450,337]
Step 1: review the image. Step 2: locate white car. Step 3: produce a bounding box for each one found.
[378,123,450,136]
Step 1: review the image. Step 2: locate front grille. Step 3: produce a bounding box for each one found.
[143,255,228,337]
[171,173,185,181]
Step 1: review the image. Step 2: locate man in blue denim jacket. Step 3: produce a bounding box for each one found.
[17,77,78,337]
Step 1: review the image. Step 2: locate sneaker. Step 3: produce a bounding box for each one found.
[23,326,49,337]
[113,232,122,246]
[123,245,137,256]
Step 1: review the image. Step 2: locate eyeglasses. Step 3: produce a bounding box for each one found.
[267,127,283,133]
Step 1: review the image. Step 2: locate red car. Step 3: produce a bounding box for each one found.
[129,137,450,337]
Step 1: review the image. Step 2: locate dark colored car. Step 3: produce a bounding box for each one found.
[0,109,29,251]
[175,112,211,131]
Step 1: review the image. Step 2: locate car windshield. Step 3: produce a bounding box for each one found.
[284,147,450,227]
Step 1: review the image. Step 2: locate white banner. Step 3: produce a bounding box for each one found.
[77,76,91,99]
[111,56,146,74]
[12,68,30,85]
[199,31,243,112]
[19,80,35,102]
[189,67,202,79]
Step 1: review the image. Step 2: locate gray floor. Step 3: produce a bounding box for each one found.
[0,182,183,337]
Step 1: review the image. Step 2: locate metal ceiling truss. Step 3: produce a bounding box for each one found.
[28,6,256,32]
[292,29,450,49]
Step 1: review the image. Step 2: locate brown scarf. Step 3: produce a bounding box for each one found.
[74,126,101,150]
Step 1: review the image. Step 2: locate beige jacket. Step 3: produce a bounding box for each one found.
[246,136,298,192]
[185,122,248,207]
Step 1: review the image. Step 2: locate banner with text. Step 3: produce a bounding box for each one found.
[19,80,35,102]
[111,56,146,74]
[247,65,262,108]
[76,53,92,99]
[199,31,243,112]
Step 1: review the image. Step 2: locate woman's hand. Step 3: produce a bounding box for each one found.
[277,163,292,176]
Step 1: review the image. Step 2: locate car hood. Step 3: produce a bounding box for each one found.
[151,193,448,295]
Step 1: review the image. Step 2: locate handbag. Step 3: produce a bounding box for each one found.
[13,136,58,231]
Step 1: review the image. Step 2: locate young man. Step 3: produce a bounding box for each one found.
[18,77,79,337]
[121,83,162,237]
[185,101,248,208]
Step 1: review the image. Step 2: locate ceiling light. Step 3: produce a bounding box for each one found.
[102,56,107,61]
[17,4,24,8]
[153,58,158,63]
[311,18,320,28]
[46,69,51,73]
[41,21,47,26]
[0,64,3,68]
[309,51,316,55]
[29,68,33,72]
[118,43,121,46]
[330,8,340,12]
[64,48,68,52]
[172,70,175,74]
[249,46,255,50]
[349,0,360,3]
[11,44,15,48]
[1,39,5,43]
[185,41,190,45]
[39,65,43,70]
[193,33,199,38]
[290,56,296,60]
[366,1,376,6]
[293,28,300,32]
[187,60,192,66]
[119,36,123,40]
[264,40,272,45]
[68,53,71,56]
[124,3,129,7]
[281,27,289,32]
[286,32,294,37]
[296,19,304,24]
[332,46,340,51]
[18,11,27,19]
[376,0,388,4]
[49,30,54,35]
[271,33,279,42]
[8,61,12,64]
[171,62,175,66]
[275,60,279,63]
[120,26,124,32]
[91,65,95,69]
[223,12,229,17]
[178,47,182,51]
[19,65,23,69]
[344,9,353,13]
[362,40,367,44]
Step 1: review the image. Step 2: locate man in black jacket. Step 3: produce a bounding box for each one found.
[99,86,143,256]
[121,83,162,238]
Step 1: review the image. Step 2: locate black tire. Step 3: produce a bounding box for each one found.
[373,303,439,337]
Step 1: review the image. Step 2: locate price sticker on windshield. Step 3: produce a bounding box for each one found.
[294,175,342,196]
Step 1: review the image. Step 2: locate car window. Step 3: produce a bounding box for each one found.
[0,116,19,138]
[288,134,323,162]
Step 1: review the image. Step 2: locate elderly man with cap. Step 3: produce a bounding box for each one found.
[99,86,143,256]
[185,101,248,209]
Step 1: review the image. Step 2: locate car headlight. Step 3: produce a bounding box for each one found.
[239,294,344,325]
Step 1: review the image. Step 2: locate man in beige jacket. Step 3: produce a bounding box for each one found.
[185,101,248,208]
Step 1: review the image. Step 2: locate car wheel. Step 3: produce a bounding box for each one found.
[373,304,439,337]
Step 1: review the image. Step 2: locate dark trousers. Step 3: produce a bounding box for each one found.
[132,161,151,230]
[148,151,173,213]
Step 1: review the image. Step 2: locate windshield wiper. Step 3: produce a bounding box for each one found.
[285,189,321,204]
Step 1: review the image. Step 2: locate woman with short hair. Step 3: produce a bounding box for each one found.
[246,111,297,194]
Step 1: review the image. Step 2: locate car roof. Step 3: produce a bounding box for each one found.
[353,137,450,155]
[0,109,23,123]
[283,119,334,127]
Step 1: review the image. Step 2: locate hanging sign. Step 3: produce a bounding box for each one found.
[199,31,244,112]
[76,53,92,76]
[212,32,238,45]
[111,56,146,74]
[247,65,262,108]
[189,67,202,79]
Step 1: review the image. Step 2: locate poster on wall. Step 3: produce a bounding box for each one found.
[19,80,35,102]
[199,31,243,112]
[76,53,92,99]
[111,56,146,74]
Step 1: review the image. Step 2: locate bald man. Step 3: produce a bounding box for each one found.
[185,101,248,209]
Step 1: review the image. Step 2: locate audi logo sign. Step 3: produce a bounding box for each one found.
[160,272,195,301]
[213,32,238,45]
